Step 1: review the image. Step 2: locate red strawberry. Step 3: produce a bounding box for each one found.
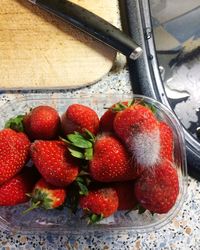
[23,178,66,213]
[113,181,137,210]
[0,168,38,206]
[31,140,79,187]
[61,104,99,135]
[99,107,116,133]
[89,134,143,182]
[23,105,60,140]
[100,101,130,132]
[113,103,160,168]
[134,160,179,214]
[79,187,118,221]
[159,122,173,162]
[0,128,30,185]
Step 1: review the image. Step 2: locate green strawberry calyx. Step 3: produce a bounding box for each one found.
[88,213,104,224]
[65,171,91,213]
[135,98,157,114]
[108,99,156,115]
[5,115,25,132]
[81,210,104,224]
[22,189,53,214]
[60,129,95,160]
[110,100,134,112]
[76,170,92,196]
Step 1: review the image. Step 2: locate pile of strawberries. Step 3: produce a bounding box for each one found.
[0,98,179,223]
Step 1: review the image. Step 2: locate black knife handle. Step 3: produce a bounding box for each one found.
[35,0,143,59]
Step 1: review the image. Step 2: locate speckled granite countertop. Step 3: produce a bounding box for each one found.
[0,61,199,250]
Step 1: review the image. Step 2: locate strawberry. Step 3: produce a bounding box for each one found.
[99,107,116,133]
[134,160,179,214]
[23,105,60,140]
[31,140,79,187]
[0,168,38,206]
[89,134,143,182]
[113,103,160,168]
[159,121,174,162]
[113,181,137,210]
[99,101,130,132]
[23,178,66,213]
[79,187,118,222]
[61,104,99,136]
[0,128,30,185]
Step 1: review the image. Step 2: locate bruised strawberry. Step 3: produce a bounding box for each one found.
[99,101,131,132]
[79,187,118,222]
[159,122,174,162]
[89,134,143,182]
[113,181,137,210]
[0,128,30,185]
[31,140,79,187]
[61,104,99,136]
[0,169,37,206]
[23,178,66,213]
[114,103,160,168]
[134,160,179,214]
[23,105,60,140]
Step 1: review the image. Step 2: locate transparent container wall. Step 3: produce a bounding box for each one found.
[0,94,187,234]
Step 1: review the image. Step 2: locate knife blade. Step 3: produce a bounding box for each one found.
[28,0,143,60]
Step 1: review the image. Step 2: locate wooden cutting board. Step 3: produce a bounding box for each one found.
[0,0,119,89]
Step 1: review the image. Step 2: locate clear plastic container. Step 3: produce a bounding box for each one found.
[0,94,188,234]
